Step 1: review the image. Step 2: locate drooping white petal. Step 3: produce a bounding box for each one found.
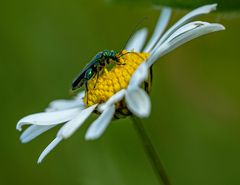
[125,87,151,118]
[20,125,56,143]
[17,108,82,131]
[58,104,97,139]
[45,91,85,112]
[151,4,218,53]
[37,136,62,163]
[45,99,85,112]
[98,89,126,112]
[85,105,115,140]
[46,91,85,112]
[144,7,172,52]
[148,22,225,66]
[128,62,149,88]
[125,28,148,52]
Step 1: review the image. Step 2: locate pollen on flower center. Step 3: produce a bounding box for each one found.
[84,50,150,106]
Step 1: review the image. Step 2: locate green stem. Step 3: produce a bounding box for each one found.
[132,116,172,185]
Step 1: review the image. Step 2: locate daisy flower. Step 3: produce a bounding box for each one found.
[17,4,225,163]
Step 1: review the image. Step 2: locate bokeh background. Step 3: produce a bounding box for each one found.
[1,0,240,185]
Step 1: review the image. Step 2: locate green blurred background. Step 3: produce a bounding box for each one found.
[1,0,240,185]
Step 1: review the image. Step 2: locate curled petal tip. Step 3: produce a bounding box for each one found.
[211,23,226,31]
[37,137,62,164]
[37,155,43,164]
[16,122,22,131]
[20,140,27,144]
[204,3,217,12]
[211,3,217,9]
[20,137,26,143]
[218,24,226,30]
[84,135,94,141]
[37,158,42,164]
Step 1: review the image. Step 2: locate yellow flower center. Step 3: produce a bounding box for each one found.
[84,50,150,107]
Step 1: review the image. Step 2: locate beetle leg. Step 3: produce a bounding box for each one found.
[84,80,89,103]
[116,59,126,65]
[94,65,102,89]
[109,58,125,66]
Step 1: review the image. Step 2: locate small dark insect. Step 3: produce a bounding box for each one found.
[71,49,146,94]
[71,50,119,92]
[72,18,147,93]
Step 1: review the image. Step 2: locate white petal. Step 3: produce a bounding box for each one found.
[166,22,225,51]
[151,4,218,53]
[85,105,115,140]
[165,21,207,42]
[144,7,172,52]
[125,28,148,52]
[148,22,225,66]
[128,62,149,88]
[125,87,151,118]
[17,108,82,131]
[46,99,85,112]
[46,91,85,112]
[173,4,217,29]
[37,136,62,163]
[98,89,126,112]
[20,125,56,143]
[58,104,97,139]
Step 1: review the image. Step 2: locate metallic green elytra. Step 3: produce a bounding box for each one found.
[72,50,119,91]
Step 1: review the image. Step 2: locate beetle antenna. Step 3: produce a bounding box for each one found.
[119,16,148,52]
[84,80,89,104]
[117,52,145,61]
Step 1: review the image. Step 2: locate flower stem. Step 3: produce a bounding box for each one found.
[131,116,171,185]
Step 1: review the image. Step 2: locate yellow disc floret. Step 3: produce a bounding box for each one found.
[84,50,150,106]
